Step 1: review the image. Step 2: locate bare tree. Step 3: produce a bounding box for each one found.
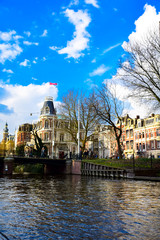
[119,31,160,110]
[60,90,98,153]
[90,85,124,159]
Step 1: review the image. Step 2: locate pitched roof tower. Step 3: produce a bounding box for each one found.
[40,97,56,116]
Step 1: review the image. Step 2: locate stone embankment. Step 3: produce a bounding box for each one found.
[81,162,133,179]
[81,161,160,181]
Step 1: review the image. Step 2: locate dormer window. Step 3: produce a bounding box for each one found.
[45,106,50,114]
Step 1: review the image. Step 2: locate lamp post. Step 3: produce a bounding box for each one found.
[77,100,80,159]
[52,116,54,158]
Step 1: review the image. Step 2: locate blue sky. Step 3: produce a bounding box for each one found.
[0,0,160,139]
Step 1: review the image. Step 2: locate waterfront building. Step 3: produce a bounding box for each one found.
[85,125,115,158]
[113,113,160,159]
[16,123,33,146]
[16,97,80,158]
[134,114,160,158]
[34,96,78,158]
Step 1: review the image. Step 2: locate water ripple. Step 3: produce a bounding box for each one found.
[0,176,160,239]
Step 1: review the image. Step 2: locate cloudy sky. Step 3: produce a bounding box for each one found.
[0,0,160,139]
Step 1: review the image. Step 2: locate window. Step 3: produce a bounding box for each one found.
[130,141,133,149]
[156,129,160,136]
[45,107,49,114]
[130,129,133,137]
[146,118,154,125]
[143,143,145,150]
[147,142,150,150]
[126,141,129,150]
[139,133,141,139]
[157,141,160,149]
[139,143,142,151]
[45,120,49,129]
[127,120,130,126]
[136,143,138,150]
[60,134,64,142]
[44,133,48,141]
[156,116,160,122]
[142,132,144,138]
[150,131,153,138]
[135,132,138,139]
[151,141,154,149]
[126,130,129,138]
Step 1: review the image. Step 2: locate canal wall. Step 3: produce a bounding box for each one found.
[80,162,160,181]
[81,161,128,178]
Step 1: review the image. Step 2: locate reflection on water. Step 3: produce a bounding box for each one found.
[0,175,160,239]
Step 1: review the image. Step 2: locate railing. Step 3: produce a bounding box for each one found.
[81,162,126,178]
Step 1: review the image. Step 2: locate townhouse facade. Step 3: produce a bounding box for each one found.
[134,114,160,158]
[114,114,160,159]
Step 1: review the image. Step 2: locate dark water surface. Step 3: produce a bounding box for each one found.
[0,175,160,240]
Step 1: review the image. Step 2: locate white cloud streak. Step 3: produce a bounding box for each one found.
[23,41,39,46]
[90,64,110,76]
[58,9,91,59]
[103,43,121,54]
[2,68,14,74]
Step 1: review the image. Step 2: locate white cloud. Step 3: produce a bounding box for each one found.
[122,4,160,50]
[0,82,58,140]
[24,31,31,37]
[32,77,37,81]
[0,30,16,41]
[41,29,48,37]
[0,30,23,64]
[0,43,22,64]
[90,64,110,76]
[58,9,91,59]
[69,0,79,7]
[49,46,59,51]
[91,58,96,63]
[23,41,39,46]
[32,57,38,64]
[113,8,118,12]
[2,68,14,74]
[20,59,30,67]
[84,0,99,8]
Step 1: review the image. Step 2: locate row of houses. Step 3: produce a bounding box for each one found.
[1,96,160,159]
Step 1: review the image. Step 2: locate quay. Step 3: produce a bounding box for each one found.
[0,157,160,181]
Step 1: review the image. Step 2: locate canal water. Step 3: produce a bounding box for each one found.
[0,175,160,240]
